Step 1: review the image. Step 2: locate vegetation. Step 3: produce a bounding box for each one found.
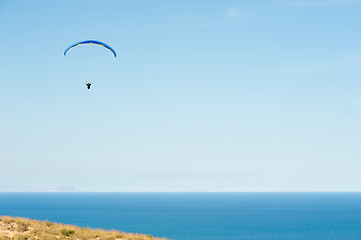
[61,229,75,237]
[0,216,168,240]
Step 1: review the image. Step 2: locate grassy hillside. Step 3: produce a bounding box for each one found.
[0,216,169,240]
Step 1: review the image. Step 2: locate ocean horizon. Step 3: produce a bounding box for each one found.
[1,192,361,240]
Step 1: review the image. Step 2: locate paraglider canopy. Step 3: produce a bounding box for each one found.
[64,40,116,57]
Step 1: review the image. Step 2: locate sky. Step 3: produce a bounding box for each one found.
[1,0,361,192]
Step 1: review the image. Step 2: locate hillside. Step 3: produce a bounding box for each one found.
[0,216,168,240]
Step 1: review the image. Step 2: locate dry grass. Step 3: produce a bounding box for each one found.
[0,216,169,240]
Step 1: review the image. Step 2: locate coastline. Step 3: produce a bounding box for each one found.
[0,216,168,240]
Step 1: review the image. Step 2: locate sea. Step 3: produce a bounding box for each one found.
[0,193,361,240]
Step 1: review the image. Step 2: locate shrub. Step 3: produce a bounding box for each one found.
[17,222,29,232]
[115,233,125,238]
[61,229,75,236]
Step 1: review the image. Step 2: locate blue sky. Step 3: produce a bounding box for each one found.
[1,0,361,191]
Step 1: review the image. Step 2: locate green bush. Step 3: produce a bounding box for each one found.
[115,233,125,238]
[60,229,75,236]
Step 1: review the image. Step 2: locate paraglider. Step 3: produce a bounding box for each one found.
[64,40,116,57]
[64,40,116,90]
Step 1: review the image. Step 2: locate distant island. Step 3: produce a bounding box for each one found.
[0,216,168,240]
[0,185,75,192]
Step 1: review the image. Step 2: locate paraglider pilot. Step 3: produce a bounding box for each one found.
[86,82,91,89]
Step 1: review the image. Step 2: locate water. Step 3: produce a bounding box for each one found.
[0,193,361,240]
